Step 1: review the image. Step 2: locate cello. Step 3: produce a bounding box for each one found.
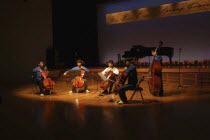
[41,71,55,91]
[73,70,85,89]
[149,41,163,96]
[100,71,116,90]
[114,70,128,93]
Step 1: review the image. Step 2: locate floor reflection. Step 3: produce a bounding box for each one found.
[1,84,210,140]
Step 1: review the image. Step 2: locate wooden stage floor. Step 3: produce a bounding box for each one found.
[1,80,210,140]
[11,80,210,106]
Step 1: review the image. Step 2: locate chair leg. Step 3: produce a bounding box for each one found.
[139,90,144,104]
[130,90,137,101]
[130,89,144,104]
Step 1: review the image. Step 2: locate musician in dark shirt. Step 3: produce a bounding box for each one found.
[118,58,138,104]
[33,61,47,96]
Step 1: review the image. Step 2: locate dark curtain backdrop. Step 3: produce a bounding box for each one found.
[52,0,99,68]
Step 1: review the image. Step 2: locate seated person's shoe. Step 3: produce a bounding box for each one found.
[85,90,90,93]
[69,90,77,93]
[117,100,129,104]
[40,93,44,96]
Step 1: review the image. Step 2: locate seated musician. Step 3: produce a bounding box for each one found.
[63,59,89,93]
[33,61,47,96]
[151,50,164,96]
[118,58,138,104]
[101,60,119,94]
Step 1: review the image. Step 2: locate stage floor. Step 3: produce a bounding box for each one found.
[1,81,210,140]
[10,80,210,106]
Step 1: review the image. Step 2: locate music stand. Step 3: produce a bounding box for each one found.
[96,72,116,102]
[92,72,103,94]
[98,72,109,81]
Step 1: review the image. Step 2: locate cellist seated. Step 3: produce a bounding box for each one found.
[101,60,119,94]
[117,58,138,104]
[63,59,89,93]
[32,61,47,96]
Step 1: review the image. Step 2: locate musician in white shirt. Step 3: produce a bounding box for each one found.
[101,60,119,94]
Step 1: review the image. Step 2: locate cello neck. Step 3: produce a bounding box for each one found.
[41,71,48,79]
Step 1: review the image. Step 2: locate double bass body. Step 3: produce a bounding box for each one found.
[149,60,163,95]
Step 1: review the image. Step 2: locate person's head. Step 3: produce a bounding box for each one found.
[152,50,157,56]
[38,61,44,68]
[125,58,133,66]
[76,59,84,67]
[107,60,114,67]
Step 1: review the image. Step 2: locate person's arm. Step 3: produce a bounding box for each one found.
[125,65,135,73]
[33,67,38,72]
[64,67,75,75]
[64,70,70,75]
[102,68,108,75]
[113,68,119,75]
[33,67,42,72]
[81,66,89,73]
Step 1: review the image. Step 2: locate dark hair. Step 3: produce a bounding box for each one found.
[38,61,44,65]
[76,59,84,64]
[107,60,114,64]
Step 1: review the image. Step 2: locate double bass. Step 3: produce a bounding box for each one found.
[149,41,163,95]
[73,70,85,89]
[41,71,55,91]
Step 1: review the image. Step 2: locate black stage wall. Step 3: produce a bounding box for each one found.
[52,0,99,68]
[0,0,53,84]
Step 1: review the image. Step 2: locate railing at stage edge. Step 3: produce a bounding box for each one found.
[47,68,210,87]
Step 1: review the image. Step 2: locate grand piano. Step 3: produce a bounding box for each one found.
[122,45,174,64]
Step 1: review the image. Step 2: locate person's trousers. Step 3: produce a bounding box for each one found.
[109,81,114,93]
[36,80,44,94]
[118,84,135,102]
